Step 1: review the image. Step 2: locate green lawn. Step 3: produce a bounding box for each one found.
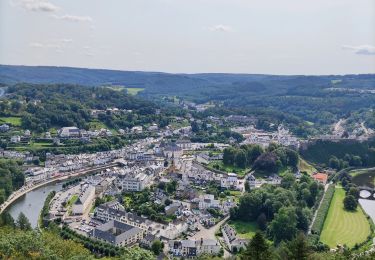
[228,220,258,239]
[88,120,108,130]
[207,161,250,178]
[320,187,371,248]
[299,158,317,175]
[0,117,22,126]
[67,195,78,208]
[125,88,144,95]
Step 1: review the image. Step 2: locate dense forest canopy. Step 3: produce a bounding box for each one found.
[1,84,162,132]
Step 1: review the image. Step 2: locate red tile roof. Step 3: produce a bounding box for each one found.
[313,173,328,182]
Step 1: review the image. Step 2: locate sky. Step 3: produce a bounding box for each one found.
[0,0,374,75]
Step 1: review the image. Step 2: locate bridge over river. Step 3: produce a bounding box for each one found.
[358,186,375,199]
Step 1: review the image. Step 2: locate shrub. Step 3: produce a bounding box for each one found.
[311,184,335,235]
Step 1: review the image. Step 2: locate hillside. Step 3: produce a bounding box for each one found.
[1,65,375,137]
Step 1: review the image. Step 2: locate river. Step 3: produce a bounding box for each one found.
[6,182,63,228]
[359,199,375,223]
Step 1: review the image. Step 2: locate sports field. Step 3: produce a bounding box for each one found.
[320,187,371,248]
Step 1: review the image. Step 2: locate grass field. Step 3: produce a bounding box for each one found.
[228,220,258,239]
[320,187,371,248]
[0,116,22,126]
[299,158,317,175]
[125,88,144,95]
[67,195,78,208]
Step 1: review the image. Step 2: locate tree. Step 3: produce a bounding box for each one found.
[191,121,199,133]
[0,212,15,227]
[286,149,299,168]
[223,147,236,165]
[151,240,163,255]
[269,206,298,243]
[244,181,250,192]
[348,187,359,199]
[235,150,247,168]
[343,195,357,211]
[296,207,311,232]
[253,152,279,173]
[287,232,311,260]
[329,156,340,170]
[17,212,32,231]
[281,173,295,189]
[242,231,271,260]
[257,213,267,231]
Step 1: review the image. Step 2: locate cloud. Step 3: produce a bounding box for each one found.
[208,24,233,32]
[81,46,95,57]
[51,14,93,23]
[16,0,59,12]
[60,38,73,43]
[29,39,72,52]
[342,45,375,55]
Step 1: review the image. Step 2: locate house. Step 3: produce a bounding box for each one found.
[140,233,157,248]
[196,153,210,165]
[0,124,10,132]
[90,220,144,246]
[221,173,239,190]
[95,179,110,195]
[10,135,21,143]
[116,172,152,192]
[165,202,182,215]
[131,126,143,134]
[312,173,328,185]
[94,204,150,231]
[159,221,189,239]
[24,129,31,137]
[222,224,248,252]
[148,124,159,131]
[72,185,95,215]
[169,239,221,257]
[197,194,220,210]
[58,127,81,138]
[176,139,192,150]
[164,144,183,159]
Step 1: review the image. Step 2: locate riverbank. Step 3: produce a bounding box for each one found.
[0,162,118,214]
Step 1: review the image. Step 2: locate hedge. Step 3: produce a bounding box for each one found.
[311,184,335,235]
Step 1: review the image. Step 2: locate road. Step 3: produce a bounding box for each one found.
[191,216,229,241]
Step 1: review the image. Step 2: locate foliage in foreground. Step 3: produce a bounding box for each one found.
[0,226,93,259]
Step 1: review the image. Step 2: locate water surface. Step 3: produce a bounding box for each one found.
[7,183,63,228]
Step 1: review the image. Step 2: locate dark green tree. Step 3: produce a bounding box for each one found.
[343,195,357,211]
[242,231,271,260]
[16,212,32,231]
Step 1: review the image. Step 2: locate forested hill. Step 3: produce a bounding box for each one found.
[2,65,375,137]
[1,65,375,96]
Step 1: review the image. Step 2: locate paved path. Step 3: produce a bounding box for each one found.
[0,163,118,214]
[191,216,230,241]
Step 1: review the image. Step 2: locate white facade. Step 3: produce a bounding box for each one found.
[72,185,95,215]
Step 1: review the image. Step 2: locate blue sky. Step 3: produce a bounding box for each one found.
[0,0,374,74]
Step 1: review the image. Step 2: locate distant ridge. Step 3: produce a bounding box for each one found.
[1,64,374,96]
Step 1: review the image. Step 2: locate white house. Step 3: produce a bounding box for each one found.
[198,194,220,210]
[58,127,81,138]
[72,185,95,215]
[221,173,239,190]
